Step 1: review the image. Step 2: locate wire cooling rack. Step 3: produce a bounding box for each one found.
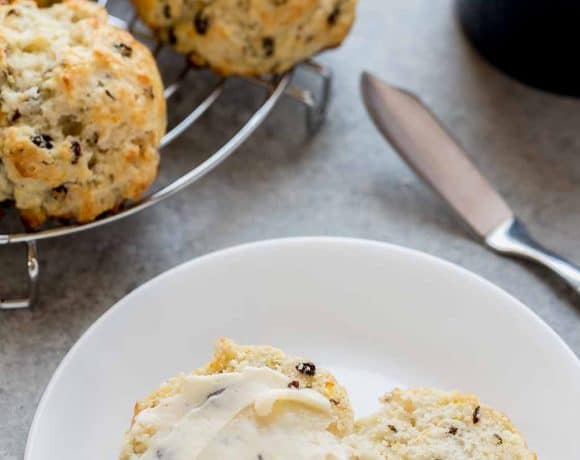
[0,0,333,309]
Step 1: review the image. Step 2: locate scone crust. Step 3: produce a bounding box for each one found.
[119,337,355,459]
[0,0,166,226]
[131,0,357,76]
[348,387,537,460]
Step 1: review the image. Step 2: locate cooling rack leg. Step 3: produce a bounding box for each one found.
[302,60,333,135]
[0,242,39,310]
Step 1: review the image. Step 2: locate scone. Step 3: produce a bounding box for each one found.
[119,338,355,459]
[131,0,357,76]
[346,387,537,460]
[0,0,166,226]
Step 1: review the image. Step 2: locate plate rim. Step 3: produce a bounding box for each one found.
[24,236,580,459]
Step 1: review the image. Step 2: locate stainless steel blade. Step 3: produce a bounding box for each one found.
[361,71,513,238]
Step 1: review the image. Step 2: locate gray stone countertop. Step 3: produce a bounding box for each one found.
[1,0,579,458]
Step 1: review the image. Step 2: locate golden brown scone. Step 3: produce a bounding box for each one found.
[131,0,357,76]
[119,338,355,459]
[346,387,537,460]
[0,0,166,226]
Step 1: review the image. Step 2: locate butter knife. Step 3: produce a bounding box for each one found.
[361,71,580,294]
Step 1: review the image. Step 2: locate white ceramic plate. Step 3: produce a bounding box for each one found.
[25,238,580,459]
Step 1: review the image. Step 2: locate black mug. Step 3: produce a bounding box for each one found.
[457,0,580,97]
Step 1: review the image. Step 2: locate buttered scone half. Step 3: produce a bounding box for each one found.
[119,338,355,460]
[346,387,537,460]
[0,0,166,226]
[131,0,357,76]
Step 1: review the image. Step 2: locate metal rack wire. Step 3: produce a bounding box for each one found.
[0,1,333,309]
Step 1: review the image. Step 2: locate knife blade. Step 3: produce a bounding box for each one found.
[360,71,580,295]
[361,71,513,238]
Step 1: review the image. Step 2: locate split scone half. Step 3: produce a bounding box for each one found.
[346,387,537,460]
[119,337,355,459]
